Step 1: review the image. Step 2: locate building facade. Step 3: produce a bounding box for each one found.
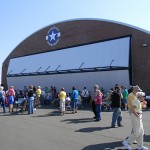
[2,19,150,93]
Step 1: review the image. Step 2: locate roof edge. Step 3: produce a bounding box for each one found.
[3,18,150,64]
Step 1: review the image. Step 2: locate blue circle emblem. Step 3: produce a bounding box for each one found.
[46,27,61,46]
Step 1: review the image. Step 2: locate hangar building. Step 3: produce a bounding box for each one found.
[2,19,150,93]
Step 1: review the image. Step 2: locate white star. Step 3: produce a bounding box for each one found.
[49,31,56,42]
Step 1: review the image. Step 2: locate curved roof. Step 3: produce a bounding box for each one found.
[33,18,150,38]
[2,19,150,93]
[5,18,150,60]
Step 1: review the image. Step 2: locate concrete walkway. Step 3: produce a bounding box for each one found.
[0,106,149,150]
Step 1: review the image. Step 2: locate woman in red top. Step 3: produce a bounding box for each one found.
[94,90,103,121]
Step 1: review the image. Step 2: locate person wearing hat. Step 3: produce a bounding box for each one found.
[127,85,142,114]
[123,92,148,150]
[125,85,142,144]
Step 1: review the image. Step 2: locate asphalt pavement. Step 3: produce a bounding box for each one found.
[0,106,149,150]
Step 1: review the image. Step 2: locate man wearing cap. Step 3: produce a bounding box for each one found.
[126,85,141,144]
[123,92,148,150]
[127,85,141,114]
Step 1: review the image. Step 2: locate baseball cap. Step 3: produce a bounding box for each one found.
[133,85,142,92]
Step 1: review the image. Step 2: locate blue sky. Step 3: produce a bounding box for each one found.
[0,0,150,82]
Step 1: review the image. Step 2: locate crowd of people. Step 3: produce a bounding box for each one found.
[0,83,149,150]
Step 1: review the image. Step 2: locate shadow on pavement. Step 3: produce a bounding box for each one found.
[81,141,123,150]
[31,110,61,117]
[75,126,111,133]
[61,117,95,124]
[1,111,28,116]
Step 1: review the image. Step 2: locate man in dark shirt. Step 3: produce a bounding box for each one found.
[111,86,123,128]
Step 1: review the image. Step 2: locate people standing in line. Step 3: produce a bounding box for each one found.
[7,86,15,113]
[94,90,103,121]
[59,87,66,116]
[27,85,34,114]
[122,92,148,150]
[91,85,99,119]
[81,87,89,109]
[0,86,6,113]
[71,86,79,114]
[35,86,41,108]
[111,86,123,128]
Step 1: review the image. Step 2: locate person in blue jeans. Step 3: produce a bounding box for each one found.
[111,86,123,128]
[94,90,103,121]
[71,86,79,113]
[27,85,34,114]
[0,86,6,113]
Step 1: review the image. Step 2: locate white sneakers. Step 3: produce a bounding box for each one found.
[122,140,149,150]
[133,140,137,144]
[122,141,132,150]
[137,146,149,150]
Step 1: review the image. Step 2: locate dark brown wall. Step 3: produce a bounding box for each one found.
[2,19,150,93]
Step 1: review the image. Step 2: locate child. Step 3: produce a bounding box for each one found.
[8,95,14,113]
[94,90,103,121]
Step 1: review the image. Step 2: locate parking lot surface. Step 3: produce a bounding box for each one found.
[0,106,149,150]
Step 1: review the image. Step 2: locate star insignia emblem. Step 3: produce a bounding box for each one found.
[46,27,61,46]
